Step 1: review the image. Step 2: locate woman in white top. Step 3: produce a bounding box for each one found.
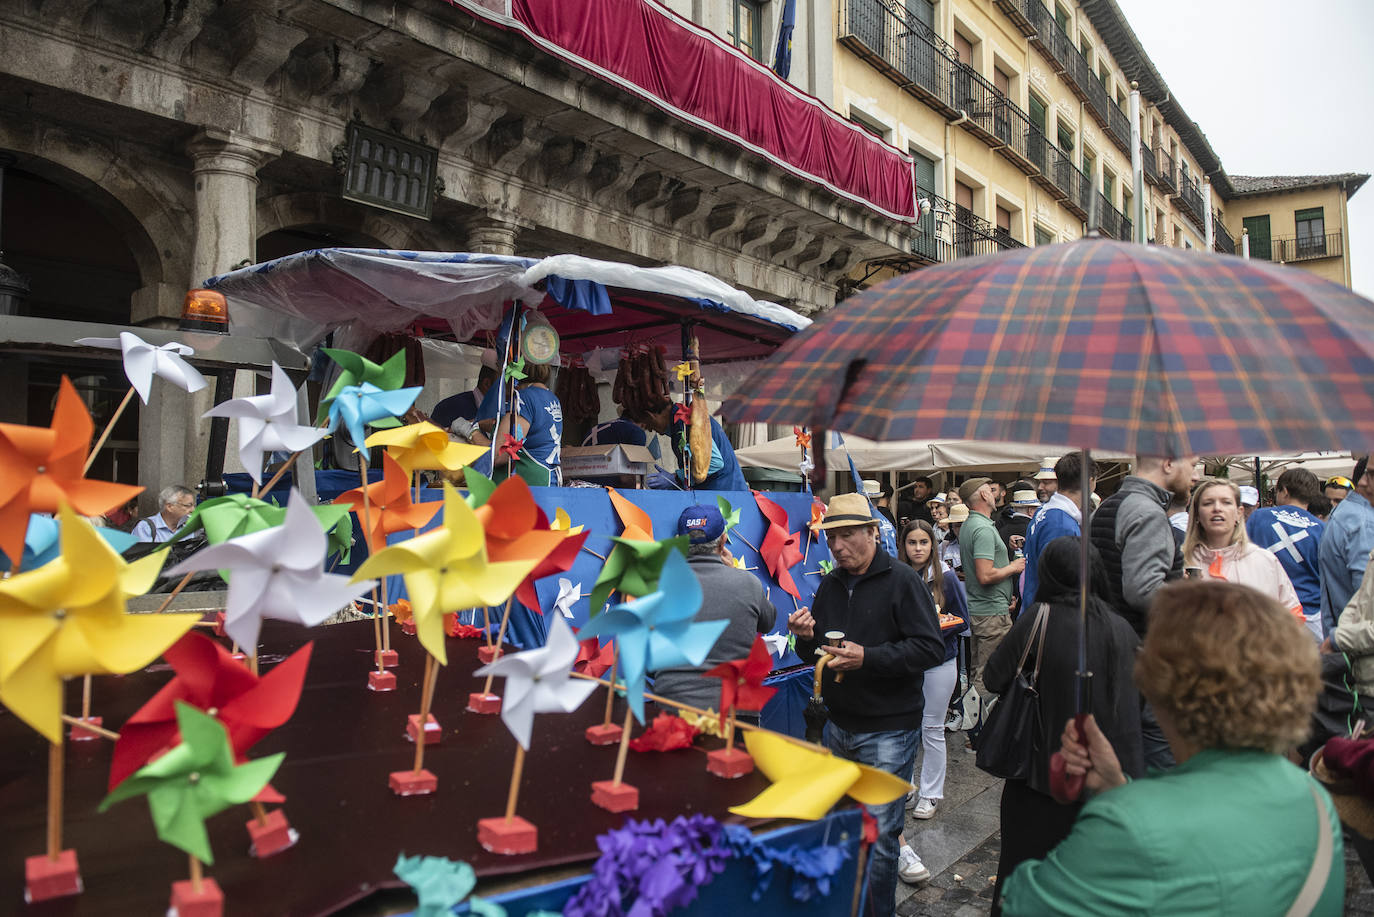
[1184,478,1304,621]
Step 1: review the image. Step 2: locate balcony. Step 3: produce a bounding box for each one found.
[993,0,1038,37]
[1214,217,1235,255]
[1157,149,1177,192]
[1094,192,1132,241]
[839,0,959,118]
[1141,142,1160,187]
[1106,103,1131,154]
[911,187,1027,264]
[948,63,1037,174]
[1177,175,1205,229]
[1255,231,1345,263]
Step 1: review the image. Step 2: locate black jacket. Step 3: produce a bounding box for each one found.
[795,549,945,733]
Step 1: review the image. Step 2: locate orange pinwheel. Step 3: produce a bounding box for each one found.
[793,426,811,450]
[0,377,142,565]
[474,477,567,572]
[333,452,441,553]
[808,499,827,533]
[607,487,653,542]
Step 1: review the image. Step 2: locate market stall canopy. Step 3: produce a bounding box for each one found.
[736,432,1131,474]
[1210,452,1356,485]
[205,249,810,361]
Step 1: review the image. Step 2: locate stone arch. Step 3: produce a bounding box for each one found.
[256,192,451,253]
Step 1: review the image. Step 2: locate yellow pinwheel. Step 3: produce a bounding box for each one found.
[353,484,537,666]
[728,729,910,820]
[365,421,487,473]
[0,504,200,743]
[550,506,584,536]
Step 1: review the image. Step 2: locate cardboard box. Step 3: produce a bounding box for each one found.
[560,444,657,483]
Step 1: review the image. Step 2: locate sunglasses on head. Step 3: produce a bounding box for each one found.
[1326,477,1354,489]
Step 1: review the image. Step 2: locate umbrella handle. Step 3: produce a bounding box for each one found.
[1049,713,1089,804]
[812,652,846,698]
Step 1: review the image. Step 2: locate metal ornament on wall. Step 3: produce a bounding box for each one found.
[337,122,439,221]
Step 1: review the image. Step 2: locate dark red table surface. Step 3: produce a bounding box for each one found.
[0,619,779,915]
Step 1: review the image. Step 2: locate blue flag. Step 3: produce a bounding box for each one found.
[772,0,797,79]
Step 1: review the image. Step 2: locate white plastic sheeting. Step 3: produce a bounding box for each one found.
[736,432,1132,473]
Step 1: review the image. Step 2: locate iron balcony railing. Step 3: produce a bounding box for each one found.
[993,0,1037,37]
[1214,217,1235,254]
[911,187,1026,264]
[949,62,1035,172]
[839,0,958,115]
[1107,103,1131,154]
[1140,142,1159,185]
[1177,174,1205,227]
[1157,148,1177,192]
[1093,192,1132,241]
[1257,231,1345,263]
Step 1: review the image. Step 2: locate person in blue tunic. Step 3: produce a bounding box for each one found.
[1246,467,1325,640]
[429,365,497,433]
[471,361,563,487]
[637,398,747,492]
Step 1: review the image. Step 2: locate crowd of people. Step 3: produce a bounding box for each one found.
[786,451,1373,916]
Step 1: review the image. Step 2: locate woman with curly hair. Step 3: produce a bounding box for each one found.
[1002,580,1342,916]
[1184,478,1304,620]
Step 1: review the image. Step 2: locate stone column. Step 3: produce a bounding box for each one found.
[465,212,528,255]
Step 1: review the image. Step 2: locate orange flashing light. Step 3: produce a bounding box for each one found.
[180,289,229,333]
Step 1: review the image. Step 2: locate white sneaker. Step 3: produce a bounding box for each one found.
[904,787,917,810]
[913,797,937,820]
[897,844,931,884]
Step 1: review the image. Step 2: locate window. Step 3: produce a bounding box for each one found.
[1103,168,1115,202]
[730,0,762,60]
[1082,148,1096,183]
[1097,61,1109,89]
[994,67,1012,99]
[996,206,1012,233]
[1034,224,1055,246]
[1243,214,1271,259]
[849,110,889,141]
[1122,189,1133,224]
[1057,123,1075,153]
[911,150,940,261]
[1028,93,1048,132]
[1055,4,1071,34]
[1295,207,1326,256]
[953,31,975,65]
[954,181,976,257]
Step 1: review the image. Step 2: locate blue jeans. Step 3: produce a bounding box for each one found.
[825,721,921,917]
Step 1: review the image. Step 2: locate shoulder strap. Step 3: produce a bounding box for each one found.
[1015,604,1050,677]
[1285,780,1335,917]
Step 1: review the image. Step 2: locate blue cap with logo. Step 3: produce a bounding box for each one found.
[677,504,725,544]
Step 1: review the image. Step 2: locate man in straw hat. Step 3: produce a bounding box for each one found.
[789,491,945,908]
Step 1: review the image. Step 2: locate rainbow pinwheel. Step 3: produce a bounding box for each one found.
[176,493,353,563]
[588,534,689,613]
[0,504,196,743]
[202,362,327,485]
[316,347,407,425]
[168,489,375,652]
[365,421,487,473]
[475,615,598,749]
[728,730,910,820]
[100,703,283,864]
[0,377,143,565]
[706,635,778,725]
[352,484,538,666]
[578,551,727,723]
[754,490,803,600]
[110,633,312,790]
[74,331,208,403]
[334,452,442,553]
[0,512,135,573]
[328,382,422,451]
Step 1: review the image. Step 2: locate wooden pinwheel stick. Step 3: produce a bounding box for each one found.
[47,740,63,861]
[487,596,516,665]
[251,448,304,500]
[81,674,92,722]
[82,385,137,475]
[189,853,204,895]
[412,654,440,774]
[731,531,761,555]
[581,546,607,562]
[380,572,391,656]
[610,707,635,786]
[60,715,119,741]
[505,744,526,823]
[723,705,738,754]
[357,456,386,667]
[482,604,494,648]
[154,572,196,615]
[249,799,271,829]
[601,656,619,727]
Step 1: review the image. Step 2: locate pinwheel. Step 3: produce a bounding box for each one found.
[673,403,693,425]
[703,635,778,777]
[588,534,689,614]
[354,484,537,792]
[550,506,582,535]
[76,331,209,404]
[365,421,487,473]
[762,631,793,659]
[475,615,597,853]
[472,477,575,638]
[503,353,528,383]
[804,497,827,568]
[793,426,811,450]
[202,362,327,486]
[334,453,442,554]
[1,513,135,573]
[0,376,143,566]
[727,729,909,821]
[168,489,375,662]
[315,347,407,425]
[574,633,616,678]
[716,496,742,535]
[327,382,422,452]
[673,361,694,382]
[754,490,803,603]
[176,493,353,562]
[497,433,523,463]
[100,702,283,910]
[551,578,581,619]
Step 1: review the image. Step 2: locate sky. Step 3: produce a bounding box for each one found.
[1113,0,1374,298]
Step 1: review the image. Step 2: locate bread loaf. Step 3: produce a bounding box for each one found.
[690,397,711,483]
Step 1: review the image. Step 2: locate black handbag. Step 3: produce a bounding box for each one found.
[975,604,1049,781]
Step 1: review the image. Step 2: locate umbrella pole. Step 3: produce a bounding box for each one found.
[504,744,526,823]
[46,739,62,860]
[83,385,136,474]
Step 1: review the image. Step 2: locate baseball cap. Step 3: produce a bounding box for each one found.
[957,477,992,505]
[677,504,725,544]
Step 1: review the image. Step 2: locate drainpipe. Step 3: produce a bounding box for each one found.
[945,111,968,203]
[1129,82,1144,243]
[1203,179,1214,251]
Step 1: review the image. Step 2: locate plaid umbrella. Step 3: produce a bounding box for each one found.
[722,239,1374,456]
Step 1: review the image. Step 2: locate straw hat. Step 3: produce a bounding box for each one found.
[816,493,878,530]
[1011,489,1040,507]
[1033,458,1059,481]
[860,479,885,498]
[947,504,970,524]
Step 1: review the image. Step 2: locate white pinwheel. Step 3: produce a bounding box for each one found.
[202,362,326,484]
[168,489,375,652]
[474,615,598,750]
[75,331,208,403]
[552,578,582,620]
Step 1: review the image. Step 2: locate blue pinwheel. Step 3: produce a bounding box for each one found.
[326,382,422,450]
[578,551,728,724]
[0,513,136,573]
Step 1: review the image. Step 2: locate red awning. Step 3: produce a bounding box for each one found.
[447,0,917,222]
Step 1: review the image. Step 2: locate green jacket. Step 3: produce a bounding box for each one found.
[1002,748,1343,916]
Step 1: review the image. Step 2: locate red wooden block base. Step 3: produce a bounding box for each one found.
[584,723,624,746]
[477,816,538,855]
[367,670,397,692]
[246,809,298,858]
[375,649,398,668]
[68,715,104,742]
[476,645,503,664]
[230,652,247,664]
[400,620,417,636]
[24,849,82,903]
[405,714,441,744]
[590,780,639,813]
[388,769,437,796]
[169,877,223,917]
[466,692,501,714]
[213,611,227,637]
[706,747,755,778]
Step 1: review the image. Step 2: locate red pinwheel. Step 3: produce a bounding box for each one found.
[334,451,441,552]
[705,635,778,726]
[573,635,616,678]
[109,632,313,791]
[753,490,803,600]
[793,426,811,450]
[515,505,591,610]
[673,403,693,425]
[807,498,826,533]
[499,434,524,462]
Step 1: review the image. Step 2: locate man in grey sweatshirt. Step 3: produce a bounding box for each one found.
[650,504,778,719]
[1090,454,1196,769]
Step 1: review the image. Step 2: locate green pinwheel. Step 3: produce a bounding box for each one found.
[715,496,742,534]
[462,467,497,509]
[315,348,408,426]
[175,493,354,564]
[503,353,528,383]
[100,702,283,864]
[587,534,688,613]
